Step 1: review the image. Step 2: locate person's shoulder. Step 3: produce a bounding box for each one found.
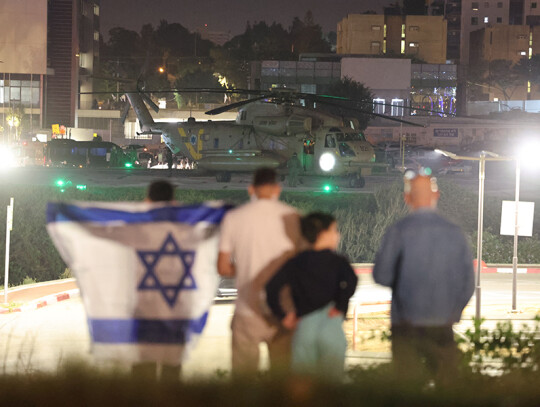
[266,200,298,215]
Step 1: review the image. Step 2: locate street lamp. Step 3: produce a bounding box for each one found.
[435,149,512,321]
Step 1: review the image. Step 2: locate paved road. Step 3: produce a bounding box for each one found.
[0,273,537,376]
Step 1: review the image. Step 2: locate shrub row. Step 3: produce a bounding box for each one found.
[1,181,539,286]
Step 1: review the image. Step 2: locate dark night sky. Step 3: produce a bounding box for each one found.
[100,0,395,38]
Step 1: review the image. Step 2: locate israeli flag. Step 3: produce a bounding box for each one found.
[47,201,231,364]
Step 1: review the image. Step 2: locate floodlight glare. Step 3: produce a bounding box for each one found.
[0,145,16,169]
[517,141,540,169]
[319,152,336,172]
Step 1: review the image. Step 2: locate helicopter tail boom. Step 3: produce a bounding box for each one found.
[126,92,156,131]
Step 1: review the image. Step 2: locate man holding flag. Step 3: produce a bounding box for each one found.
[47,184,231,379]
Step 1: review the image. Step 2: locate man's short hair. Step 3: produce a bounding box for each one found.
[301,212,336,244]
[252,167,278,187]
[147,180,175,202]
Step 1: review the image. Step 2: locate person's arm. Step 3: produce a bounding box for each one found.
[217,252,235,277]
[217,214,235,277]
[265,260,294,321]
[372,226,402,288]
[333,259,359,316]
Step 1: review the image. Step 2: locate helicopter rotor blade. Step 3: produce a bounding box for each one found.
[308,97,425,128]
[205,96,266,115]
[140,92,160,113]
[120,102,131,125]
[301,93,455,117]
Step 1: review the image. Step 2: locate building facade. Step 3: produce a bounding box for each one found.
[0,0,47,142]
[250,57,457,117]
[45,0,100,128]
[337,14,447,64]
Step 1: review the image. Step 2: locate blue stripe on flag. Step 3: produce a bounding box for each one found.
[47,203,232,225]
[89,313,208,344]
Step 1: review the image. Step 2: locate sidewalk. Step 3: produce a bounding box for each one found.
[0,279,79,313]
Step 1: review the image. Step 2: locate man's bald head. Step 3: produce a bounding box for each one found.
[404,175,440,210]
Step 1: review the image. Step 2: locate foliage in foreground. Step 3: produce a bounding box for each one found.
[1,180,540,286]
[1,359,540,407]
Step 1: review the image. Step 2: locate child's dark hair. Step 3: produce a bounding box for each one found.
[147,180,175,202]
[300,212,336,244]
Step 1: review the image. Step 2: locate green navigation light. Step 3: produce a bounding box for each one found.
[125,162,133,168]
[76,184,87,191]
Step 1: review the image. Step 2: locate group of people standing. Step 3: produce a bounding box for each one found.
[216,167,474,382]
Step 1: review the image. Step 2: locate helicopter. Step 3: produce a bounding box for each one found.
[125,88,427,188]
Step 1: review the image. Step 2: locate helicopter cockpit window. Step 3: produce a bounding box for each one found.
[325,134,337,148]
[338,142,356,157]
[339,133,367,142]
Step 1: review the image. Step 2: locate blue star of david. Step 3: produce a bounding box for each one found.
[137,233,197,308]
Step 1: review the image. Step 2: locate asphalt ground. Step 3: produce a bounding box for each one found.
[2,164,540,199]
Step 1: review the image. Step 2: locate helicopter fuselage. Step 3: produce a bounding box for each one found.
[155,101,377,179]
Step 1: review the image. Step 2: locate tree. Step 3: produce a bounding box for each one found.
[174,69,225,106]
[403,0,428,15]
[468,59,524,101]
[324,77,374,130]
[289,11,331,55]
[514,55,540,87]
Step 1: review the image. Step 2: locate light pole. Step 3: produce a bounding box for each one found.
[512,158,520,312]
[435,149,512,321]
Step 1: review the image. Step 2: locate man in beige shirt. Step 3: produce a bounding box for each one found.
[218,168,301,374]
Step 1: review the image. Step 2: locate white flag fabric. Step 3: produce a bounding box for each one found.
[47,201,231,364]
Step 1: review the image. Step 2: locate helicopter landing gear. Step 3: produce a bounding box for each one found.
[348,173,365,188]
[216,172,231,183]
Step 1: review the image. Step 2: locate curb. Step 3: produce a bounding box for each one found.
[353,267,540,275]
[0,288,80,314]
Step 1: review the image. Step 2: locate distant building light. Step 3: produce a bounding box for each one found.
[409,42,419,48]
[484,16,489,23]
[520,51,527,56]
[493,97,499,102]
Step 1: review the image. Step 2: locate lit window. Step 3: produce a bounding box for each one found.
[484,16,489,23]
[373,98,385,114]
[94,31,99,41]
[93,4,99,15]
[472,2,479,10]
[519,50,527,55]
[391,99,404,116]
[401,40,405,54]
[371,25,381,31]
[409,42,419,47]
[401,24,406,38]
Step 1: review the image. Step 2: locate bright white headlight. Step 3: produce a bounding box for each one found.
[319,152,336,172]
[0,146,16,169]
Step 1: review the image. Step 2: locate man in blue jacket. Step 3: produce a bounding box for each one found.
[373,173,474,382]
